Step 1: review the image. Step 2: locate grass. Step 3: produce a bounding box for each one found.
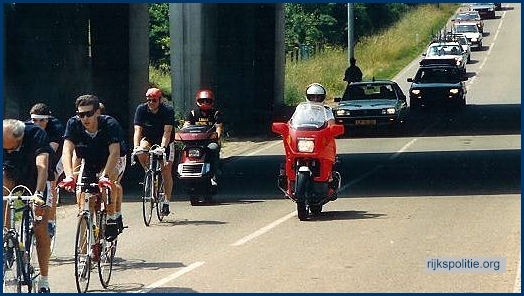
[285,3,460,105]
[149,3,460,107]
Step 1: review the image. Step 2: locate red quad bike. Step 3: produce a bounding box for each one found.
[174,124,219,206]
[272,102,345,221]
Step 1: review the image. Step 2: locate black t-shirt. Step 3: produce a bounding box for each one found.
[134,103,176,144]
[63,115,127,172]
[185,107,223,126]
[25,117,65,170]
[3,123,54,190]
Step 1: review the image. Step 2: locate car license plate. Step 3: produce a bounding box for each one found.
[355,119,376,125]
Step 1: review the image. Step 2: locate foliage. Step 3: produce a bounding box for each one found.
[148,3,170,67]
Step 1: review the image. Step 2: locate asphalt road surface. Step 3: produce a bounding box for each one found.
[48,4,520,293]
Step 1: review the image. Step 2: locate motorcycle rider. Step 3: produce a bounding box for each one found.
[133,87,176,216]
[183,89,223,188]
[278,83,339,198]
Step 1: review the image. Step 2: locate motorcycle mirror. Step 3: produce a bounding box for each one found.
[330,124,345,137]
[271,122,288,136]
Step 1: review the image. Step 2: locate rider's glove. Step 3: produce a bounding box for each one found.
[153,146,165,155]
[58,176,76,192]
[98,176,112,189]
[33,190,46,206]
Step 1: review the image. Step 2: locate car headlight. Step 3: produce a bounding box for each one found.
[411,89,421,95]
[383,108,396,115]
[297,138,315,153]
[188,148,201,158]
[449,88,459,95]
[471,37,478,42]
[336,109,349,116]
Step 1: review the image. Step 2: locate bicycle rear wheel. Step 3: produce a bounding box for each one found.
[97,211,116,288]
[74,215,91,293]
[156,175,165,221]
[142,171,154,226]
[3,234,22,293]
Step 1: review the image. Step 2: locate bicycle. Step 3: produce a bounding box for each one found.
[131,144,167,226]
[58,166,117,293]
[3,185,43,293]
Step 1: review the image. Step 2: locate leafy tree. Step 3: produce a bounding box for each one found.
[148,3,170,67]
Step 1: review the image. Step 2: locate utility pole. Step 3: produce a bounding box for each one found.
[347,3,354,66]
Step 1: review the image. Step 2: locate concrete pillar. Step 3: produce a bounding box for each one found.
[169,3,203,119]
[128,3,150,136]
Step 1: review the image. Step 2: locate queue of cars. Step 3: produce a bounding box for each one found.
[332,4,499,132]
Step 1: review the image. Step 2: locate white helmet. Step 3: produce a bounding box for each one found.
[305,83,326,103]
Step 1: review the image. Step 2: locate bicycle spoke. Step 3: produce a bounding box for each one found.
[3,235,22,293]
[142,172,154,226]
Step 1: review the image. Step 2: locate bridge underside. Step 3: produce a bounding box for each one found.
[4,3,284,136]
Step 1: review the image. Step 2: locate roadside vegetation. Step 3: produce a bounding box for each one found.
[148,3,459,106]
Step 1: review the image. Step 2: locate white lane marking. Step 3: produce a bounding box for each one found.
[389,138,417,160]
[514,251,521,293]
[137,261,205,293]
[231,211,297,246]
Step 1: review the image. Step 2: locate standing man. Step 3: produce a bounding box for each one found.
[133,87,176,215]
[3,119,53,293]
[28,103,64,240]
[184,89,224,188]
[59,94,127,241]
[342,58,364,100]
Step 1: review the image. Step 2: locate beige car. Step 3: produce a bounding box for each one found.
[453,11,484,34]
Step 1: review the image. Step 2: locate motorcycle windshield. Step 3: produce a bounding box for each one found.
[290,102,328,130]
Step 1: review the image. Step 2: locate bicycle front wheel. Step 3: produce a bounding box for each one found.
[142,171,154,226]
[156,174,165,222]
[97,211,116,288]
[74,215,91,293]
[19,207,38,292]
[3,234,22,293]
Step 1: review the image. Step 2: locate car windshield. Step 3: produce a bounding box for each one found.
[455,24,478,33]
[427,44,462,56]
[414,68,461,83]
[290,102,328,130]
[342,83,396,101]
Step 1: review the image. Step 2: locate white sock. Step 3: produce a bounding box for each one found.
[38,276,49,289]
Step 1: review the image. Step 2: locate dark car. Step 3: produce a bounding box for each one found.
[333,80,408,128]
[469,3,496,19]
[407,64,468,109]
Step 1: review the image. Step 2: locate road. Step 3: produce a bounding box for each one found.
[48,4,520,293]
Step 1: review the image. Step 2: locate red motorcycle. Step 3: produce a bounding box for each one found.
[272,102,345,220]
[174,124,219,205]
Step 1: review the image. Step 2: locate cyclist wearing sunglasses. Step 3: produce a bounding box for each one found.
[60,94,127,241]
[183,89,224,187]
[133,87,176,215]
[3,118,54,293]
[27,103,65,240]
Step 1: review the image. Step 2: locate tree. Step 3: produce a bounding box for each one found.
[148,3,170,67]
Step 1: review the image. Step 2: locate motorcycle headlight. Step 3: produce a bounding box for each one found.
[449,88,459,95]
[336,109,349,116]
[188,148,201,158]
[411,89,421,95]
[383,108,396,115]
[297,138,315,153]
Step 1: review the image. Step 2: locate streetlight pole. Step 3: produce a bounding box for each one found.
[347,3,354,66]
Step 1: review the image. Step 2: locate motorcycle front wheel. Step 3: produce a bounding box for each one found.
[295,172,310,221]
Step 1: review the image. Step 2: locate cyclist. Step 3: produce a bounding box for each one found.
[3,119,54,293]
[28,103,64,239]
[60,94,127,242]
[183,89,224,187]
[133,87,176,215]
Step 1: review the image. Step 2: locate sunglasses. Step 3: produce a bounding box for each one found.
[76,109,96,118]
[197,98,212,104]
[146,98,159,103]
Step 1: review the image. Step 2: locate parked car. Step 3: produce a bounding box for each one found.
[453,11,484,33]
[407,64,467,109]
[421,41,468,74]
[469,3,496,19]
[453,22,483,50]
[445,33,472,63]
[333,80,408,128]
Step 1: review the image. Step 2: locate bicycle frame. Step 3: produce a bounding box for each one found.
[3,185,41,293]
